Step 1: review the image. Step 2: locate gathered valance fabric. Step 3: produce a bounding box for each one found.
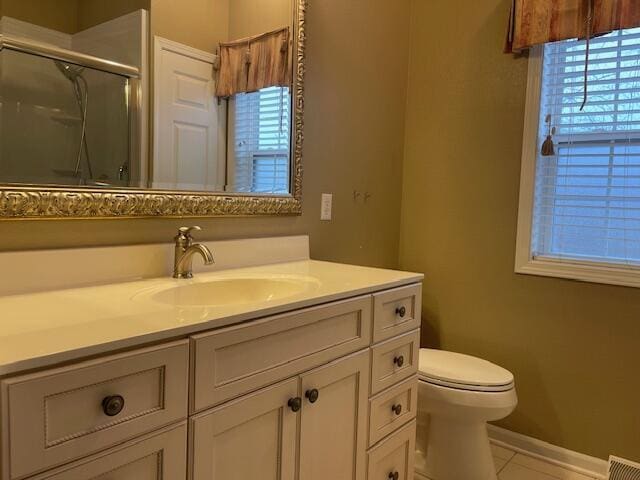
[215,27,290,98]
[506,0,640,52]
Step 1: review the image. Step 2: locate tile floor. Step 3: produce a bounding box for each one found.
[416,444,600,480]
[491,444,599,480]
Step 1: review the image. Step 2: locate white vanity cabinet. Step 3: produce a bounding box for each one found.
[0,283,422,480]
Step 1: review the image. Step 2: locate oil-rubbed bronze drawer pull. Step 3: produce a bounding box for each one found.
[395,306,407,318]
[391,404,402,415]
[393,355,405,367]
[102,395,125,417]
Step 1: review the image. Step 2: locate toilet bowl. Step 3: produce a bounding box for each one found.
[415,349,517,480]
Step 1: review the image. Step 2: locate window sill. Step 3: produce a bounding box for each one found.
[515,257,640,289]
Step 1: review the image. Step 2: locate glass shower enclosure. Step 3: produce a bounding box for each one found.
[0,35,140,188]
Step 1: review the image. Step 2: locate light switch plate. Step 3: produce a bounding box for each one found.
[321,194,333,221]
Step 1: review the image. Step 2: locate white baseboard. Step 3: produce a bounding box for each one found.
[488,425,608,479]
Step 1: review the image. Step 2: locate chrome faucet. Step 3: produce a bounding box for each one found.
[173,226,215,279]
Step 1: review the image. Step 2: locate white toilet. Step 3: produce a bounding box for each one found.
[415,349,517,480]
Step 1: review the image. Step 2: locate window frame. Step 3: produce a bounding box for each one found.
[515,45,640,288]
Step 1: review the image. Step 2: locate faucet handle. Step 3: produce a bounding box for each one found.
[178,226,202,238]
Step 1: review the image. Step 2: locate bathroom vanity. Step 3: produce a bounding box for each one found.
[0,237,423,480]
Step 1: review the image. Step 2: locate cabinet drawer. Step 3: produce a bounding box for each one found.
[366,421,416,480]
[368,376,418,447]
[28,423,187,480]
[373,284,421,343]
[191,295,372,411]
[1,341,189,480]
[370,330,419,395]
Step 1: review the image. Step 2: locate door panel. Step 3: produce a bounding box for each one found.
[299,350,370,480]
[190,378,298,480]
[154,40,225,191]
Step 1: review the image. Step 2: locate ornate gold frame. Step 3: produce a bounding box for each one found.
[0,0,306,220]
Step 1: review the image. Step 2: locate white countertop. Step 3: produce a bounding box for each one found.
[0,260,423,376]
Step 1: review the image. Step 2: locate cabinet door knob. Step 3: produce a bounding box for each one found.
[391,404,402,415]
[388,472,399,480]
[102,395,125,417]
[305,388,320,404]
[395,306,407,318]
[393,355,405,367]
[288,397,302,412]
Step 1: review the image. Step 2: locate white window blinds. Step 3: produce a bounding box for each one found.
[532,28,640,266]
[232,86,291,194]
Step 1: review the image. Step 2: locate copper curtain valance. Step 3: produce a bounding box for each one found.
[506,0,640,52]
[215,27,290,98]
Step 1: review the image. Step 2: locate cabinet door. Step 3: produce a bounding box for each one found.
[299,350,370,480]
[190,378,298,480]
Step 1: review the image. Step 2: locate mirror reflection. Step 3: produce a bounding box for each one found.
[0,0,295,195]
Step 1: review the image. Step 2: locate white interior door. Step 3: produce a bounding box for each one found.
[153,37,225,191]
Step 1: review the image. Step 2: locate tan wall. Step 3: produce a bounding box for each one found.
[0,0,150,33]
[1,0,79,33]
[0,0,411,271]
[150,0,229,53]
[150,0,291,57]
[77,0,150,31]
[228,0,292,40]
[400,0,640,461]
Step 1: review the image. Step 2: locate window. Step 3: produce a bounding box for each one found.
[516,28,640,287]
[231,86,291,194]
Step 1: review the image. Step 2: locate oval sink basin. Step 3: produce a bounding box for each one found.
[150,277,319,307]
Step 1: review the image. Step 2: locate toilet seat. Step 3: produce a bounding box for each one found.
[418,349,514,393]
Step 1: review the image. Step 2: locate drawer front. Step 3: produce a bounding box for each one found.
[368,376,418,447]
[2,341,189,480]
[191,295,372,411]
[29,423,187,480]
[370,330,419,395]
[372,284,421,343]
[366,421,416,480]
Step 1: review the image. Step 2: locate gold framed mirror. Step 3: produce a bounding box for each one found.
[0,0,305,219]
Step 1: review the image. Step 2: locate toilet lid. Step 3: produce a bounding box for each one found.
[418,349,514,392]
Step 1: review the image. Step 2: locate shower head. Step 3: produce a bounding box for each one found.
[54,60,85,82]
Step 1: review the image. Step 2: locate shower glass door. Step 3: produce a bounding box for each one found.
[0,48,133,187]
